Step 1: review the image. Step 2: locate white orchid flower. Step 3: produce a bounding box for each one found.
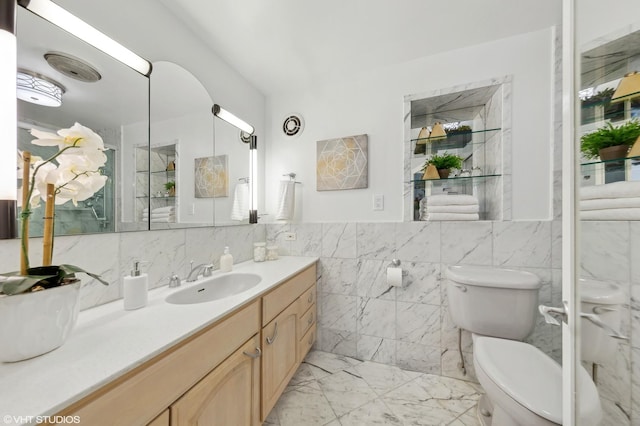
[30,122,106,154]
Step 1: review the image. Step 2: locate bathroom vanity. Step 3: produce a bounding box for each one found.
[0,257,317,426]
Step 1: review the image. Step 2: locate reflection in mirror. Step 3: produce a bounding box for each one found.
[146,61,214,230]
[577,20,640,425]
[213,118,253,226]
[16,6,149,236]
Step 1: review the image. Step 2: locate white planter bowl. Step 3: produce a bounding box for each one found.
[0,282,81,362]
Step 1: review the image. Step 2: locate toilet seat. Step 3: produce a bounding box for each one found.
[474,336,602,425]
[446,265,541,289]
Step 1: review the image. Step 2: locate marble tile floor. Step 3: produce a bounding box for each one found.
[264,350,483,426]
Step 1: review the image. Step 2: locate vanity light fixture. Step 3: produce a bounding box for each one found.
[0,0,18,239]
[212,104,258,223]
[16,69,65,107]
[17,0,152,76]
[212,104,255,135]
[611,71,640,103]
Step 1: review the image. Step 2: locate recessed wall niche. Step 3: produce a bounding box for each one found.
[403,76,512,221]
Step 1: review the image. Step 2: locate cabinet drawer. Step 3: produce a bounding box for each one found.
[262,265,316,325]
[298,303,316,339]
[297,284,316,316]
[298,324,316,363]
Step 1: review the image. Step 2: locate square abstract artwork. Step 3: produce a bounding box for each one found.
[317,134,368,191]
[194,155,228,198]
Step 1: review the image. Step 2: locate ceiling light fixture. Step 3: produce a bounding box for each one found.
[16,69,65,107]
[17,0,151,76]
[611,71,640,103]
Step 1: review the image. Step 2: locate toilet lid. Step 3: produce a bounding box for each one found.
[580,279,625,305]
[446,265,541,289]
[474,337,601,424]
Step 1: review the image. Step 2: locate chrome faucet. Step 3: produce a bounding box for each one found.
[186,261,214,282]
[168,273,181,288]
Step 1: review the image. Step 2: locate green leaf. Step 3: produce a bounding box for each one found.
[0,274,58,295]
[0,264,108,295]
[58,264,109,286]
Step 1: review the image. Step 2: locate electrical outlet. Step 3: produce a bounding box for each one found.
[189,203,195,215]
[373,194,384,211]
[284,232,297,241]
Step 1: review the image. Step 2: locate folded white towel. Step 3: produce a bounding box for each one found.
[580,181,640,200]
[231,182,249,221]
[143,206,175,213]
[427,212,479,221]
[276,181,296,221]
[580,197,640,211]
[150,216,176,223]
[149,212,175,218]
[427,204,480,214]
[581,208,640,220]
[427,194,479,206]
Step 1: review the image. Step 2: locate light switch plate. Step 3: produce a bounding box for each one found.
[373,194,384,211]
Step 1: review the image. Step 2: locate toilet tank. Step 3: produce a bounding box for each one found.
[446,266,542,340]
[580,279,624,365]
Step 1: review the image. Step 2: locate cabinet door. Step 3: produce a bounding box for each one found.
[261,301,299,420]
[171,334,261,426]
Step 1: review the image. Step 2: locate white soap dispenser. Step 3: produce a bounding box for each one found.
[220,246,233,272]
[123,261,148,310]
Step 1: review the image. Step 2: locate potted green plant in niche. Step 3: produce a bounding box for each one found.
[164,180,176,197]
[422,152,463,179]
[580,119,640,161]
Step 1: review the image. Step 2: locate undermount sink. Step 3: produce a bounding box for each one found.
[166,273,262,305]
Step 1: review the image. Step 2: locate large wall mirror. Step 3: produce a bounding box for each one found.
[16,5,149,235]
[16,4,253,236]
[575,9,640,424]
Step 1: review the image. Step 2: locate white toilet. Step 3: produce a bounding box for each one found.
[579,278,625,365]
[446,266,611,426]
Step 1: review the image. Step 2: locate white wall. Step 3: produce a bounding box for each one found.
[577,0,640,44]
[264,28,556,222]
[56,0,265,151]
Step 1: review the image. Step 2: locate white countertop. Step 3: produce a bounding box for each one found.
[0,256,318,425]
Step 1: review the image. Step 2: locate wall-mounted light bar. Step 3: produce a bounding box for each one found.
[212,104,258,223]
[17,0,152,76]
[249,135,258,224]
[212,104,255,135]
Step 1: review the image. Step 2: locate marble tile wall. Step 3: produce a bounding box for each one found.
[267,220,560,383]
[581,221,640,425]
[0,224,263,311]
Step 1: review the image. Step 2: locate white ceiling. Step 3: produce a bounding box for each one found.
[159,0,562,96]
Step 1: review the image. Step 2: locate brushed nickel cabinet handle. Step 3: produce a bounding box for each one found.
[308,332,314,345]
[307,292,314,303]
[308,313,313,325]
[266,322,278,345]
[243,347,262,358]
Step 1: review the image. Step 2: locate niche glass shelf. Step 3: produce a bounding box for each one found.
[409,173,502,184]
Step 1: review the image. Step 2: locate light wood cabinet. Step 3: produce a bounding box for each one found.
[48,263,317,426]
[260,265,317,421]
[261,301,300,418]
[148,410,170,426]
[51,300,260,426]
[171,334,261,426]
